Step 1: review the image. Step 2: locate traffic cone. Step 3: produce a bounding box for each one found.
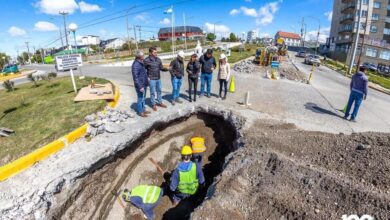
[342,103,348,113]
[229,75,235,93]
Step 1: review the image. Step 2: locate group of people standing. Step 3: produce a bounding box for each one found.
[122,137,207,219]
[132,47,231,117]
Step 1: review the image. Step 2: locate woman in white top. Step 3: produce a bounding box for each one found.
[217,53,231,100]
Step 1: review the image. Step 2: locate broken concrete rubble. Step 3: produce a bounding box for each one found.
[232,59,257,74]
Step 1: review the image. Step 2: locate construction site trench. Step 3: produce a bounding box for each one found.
[49,112,240,220]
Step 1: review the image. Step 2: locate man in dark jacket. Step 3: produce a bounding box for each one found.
[132,50,150,117]
[186,54,201,102]
[344,66,369,122]
[199,49,216,98]
[144,47,168,111]
[169,51,185,105]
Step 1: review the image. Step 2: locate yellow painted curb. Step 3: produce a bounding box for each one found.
[0,84,120,181]
[0,73,23,82]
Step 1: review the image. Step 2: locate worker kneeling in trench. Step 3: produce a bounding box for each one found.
[169,145,205,206]
[122,185,163,219]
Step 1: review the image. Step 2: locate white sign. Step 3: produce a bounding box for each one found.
[55,54,82,71]
[342,214,374,220]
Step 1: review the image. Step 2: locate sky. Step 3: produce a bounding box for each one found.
[0,0,334,56]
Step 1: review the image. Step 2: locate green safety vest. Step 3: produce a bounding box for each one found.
[178,162,199,195]
[129,185,161,204]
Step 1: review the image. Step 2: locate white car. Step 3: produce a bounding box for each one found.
[304,54,321,66]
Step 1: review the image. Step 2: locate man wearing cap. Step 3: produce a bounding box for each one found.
[122,185,163,219]
[169,50,185,105]
[191,137,207,166]
[170,145,205,205]
[199,49,217,98]
[132,50,150,117]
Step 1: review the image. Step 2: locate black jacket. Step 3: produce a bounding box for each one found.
[186,60,201,78]
[169,58,185,78]
[199,54,216,74]
[131,59,148,91]
[144,56,167,80]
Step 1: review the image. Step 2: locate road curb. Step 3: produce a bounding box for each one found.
[0,83,120,182]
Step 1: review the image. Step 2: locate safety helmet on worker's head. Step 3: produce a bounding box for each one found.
[178,50,185,58]
[181,145,193,155]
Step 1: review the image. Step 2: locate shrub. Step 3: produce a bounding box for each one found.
[3,80,15,92]
[27,73,39,87]
[48,72,57,80]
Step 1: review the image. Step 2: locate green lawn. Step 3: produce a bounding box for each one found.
[0,76,109,166]
[367,73,390,89]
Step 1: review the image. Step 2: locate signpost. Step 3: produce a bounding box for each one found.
[55,54,82,93]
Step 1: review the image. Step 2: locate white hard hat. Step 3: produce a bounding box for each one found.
[178,50,185,58]
[219,53,227,60]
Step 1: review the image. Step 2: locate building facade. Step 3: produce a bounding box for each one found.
[327,0,390,73]
[274,31,301,46]
[158,26,204,41]
[100,38,126,50]
[246,30,258,43]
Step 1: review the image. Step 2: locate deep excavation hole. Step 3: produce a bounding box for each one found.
[51,112,239,220]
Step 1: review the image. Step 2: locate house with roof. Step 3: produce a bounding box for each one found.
[274,31,301,47]
[100,38,126,50]
[158,26,204,41]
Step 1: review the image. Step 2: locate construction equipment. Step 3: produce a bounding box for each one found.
[148,157,165,176]
[275,37,288,56]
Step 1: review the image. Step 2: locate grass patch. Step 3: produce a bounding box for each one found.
[0,76,109,166]
[213,44,257,64]
[367,73,390,89]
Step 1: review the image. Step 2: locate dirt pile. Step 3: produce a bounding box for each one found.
[232,60,257,74]
[192,121,390,220]
[279,61,307,83]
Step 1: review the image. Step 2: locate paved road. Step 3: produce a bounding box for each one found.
[19,57,390,133]
[290,53,390,132]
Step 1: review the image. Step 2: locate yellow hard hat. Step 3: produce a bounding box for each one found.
[181,145,193,155]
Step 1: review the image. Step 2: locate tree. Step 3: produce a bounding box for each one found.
[206,33,216,42]
[22,52,29,63]
[121,43,129,51]
[17,56,24,65]
[229,33,238,42]
[0,52,10,70]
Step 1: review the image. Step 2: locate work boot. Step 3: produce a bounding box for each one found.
[207,94,211,98]
[152,105,157,111]
[350,117,357,122]
[176,98,183,104]
[158,103,167,108]
[189,98,192,102]
[222,96,226,100]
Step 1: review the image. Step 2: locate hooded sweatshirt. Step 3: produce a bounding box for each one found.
[169,161,205,193]
[351,71,368,96]
[199,54,217,74]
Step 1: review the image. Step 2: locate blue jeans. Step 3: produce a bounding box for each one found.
[345,90,364,119]
[136,88,146,114]
[150,79,162,105]
[171,76,183,101]
[200,73,212,96]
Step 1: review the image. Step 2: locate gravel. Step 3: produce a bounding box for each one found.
[232,60,257,74]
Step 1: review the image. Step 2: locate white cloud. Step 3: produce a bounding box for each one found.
[8,26,26,37]
[305,27,330,43]
[79,1,102,13]
[134,13,151,23]
[34,21,59,32]
[240,6,257,17]
[259,32,270,38]
[205,22,230,34]
[34,0,79,15]
[159,18,171,25]
[256,0,282,26]
[324,11,333,21]
[230,9,240,16]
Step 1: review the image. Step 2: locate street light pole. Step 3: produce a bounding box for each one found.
[59,11,69,49]
[348,0,363,76]
[69,23,85,79]
[308,16,321,55]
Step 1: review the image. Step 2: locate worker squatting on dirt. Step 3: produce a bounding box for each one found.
[190,137,207,167]
[170,145,205,205]
[122,185,163,219]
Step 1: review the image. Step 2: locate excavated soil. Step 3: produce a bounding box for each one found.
[49,113,238,220]
[193,120,390,220]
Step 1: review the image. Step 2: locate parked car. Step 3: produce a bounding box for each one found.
[2,64,19,73]
[360,62,377,72]
[304,54,321,66]
[296,51,306,58]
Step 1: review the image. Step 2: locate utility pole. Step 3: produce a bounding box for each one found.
[133,25,139,50]
[59,11,69,49]
[348,0,363,76]
[137,25,142,42]
[25,41,30,64]
[59,28,64,48]
[126,15,132,55]
[356,0,371,70]
[300,17,305,48]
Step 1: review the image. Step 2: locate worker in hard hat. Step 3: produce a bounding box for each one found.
[170,145,205,205]
[191,137,207,166]
[122,185,163,219]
